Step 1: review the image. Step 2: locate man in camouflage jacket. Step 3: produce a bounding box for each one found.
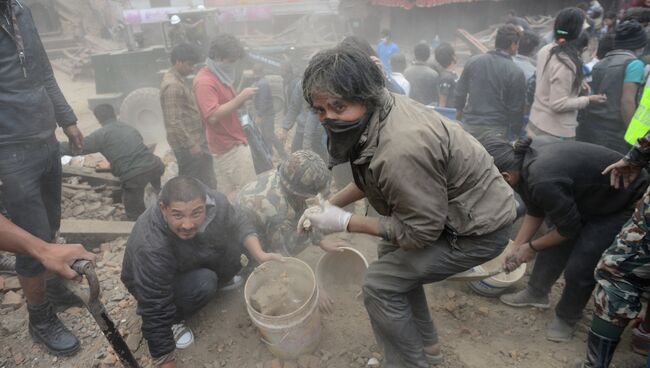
[236,150,343,256]
[579,133,650,367]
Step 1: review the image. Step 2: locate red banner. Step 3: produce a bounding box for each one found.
[371,0,496,9]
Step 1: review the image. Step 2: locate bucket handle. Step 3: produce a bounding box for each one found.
[260,330,290,348]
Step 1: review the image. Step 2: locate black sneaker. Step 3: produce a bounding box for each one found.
[46,276,85,311]
[28,302,80,356]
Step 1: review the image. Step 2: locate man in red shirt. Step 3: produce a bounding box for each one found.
[194,34,258,196]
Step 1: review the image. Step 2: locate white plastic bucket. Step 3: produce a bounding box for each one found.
[315,247,369,290]
[468,263,526,297]
[244,258,321,359]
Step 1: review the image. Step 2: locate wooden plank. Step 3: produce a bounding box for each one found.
[60,219,134,249]
[62,166,120,187]
[456,28,489,55]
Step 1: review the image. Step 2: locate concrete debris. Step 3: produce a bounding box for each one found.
[2,291,24,310]
[367,357,380,367]
[62,176,124,221]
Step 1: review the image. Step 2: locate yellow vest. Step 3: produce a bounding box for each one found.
[626,83,650,145]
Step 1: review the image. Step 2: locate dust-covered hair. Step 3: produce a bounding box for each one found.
[480,136,533,172]
[160,176,206,206]
[302,46,385,110]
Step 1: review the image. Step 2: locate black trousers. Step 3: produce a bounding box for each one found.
[259,118,287,159]
[528,210,634,323]
[122,164,164,221]
[174,148,217,190]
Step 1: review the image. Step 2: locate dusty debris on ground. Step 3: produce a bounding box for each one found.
[61,176,125,221]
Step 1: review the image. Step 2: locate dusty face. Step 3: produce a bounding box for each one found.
[311,93,367,125]
[645,0,650,7]
[160,198,206,240]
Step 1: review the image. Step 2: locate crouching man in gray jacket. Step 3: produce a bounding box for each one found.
[121,176,282,368]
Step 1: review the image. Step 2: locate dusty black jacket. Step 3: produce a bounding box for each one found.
[454,50,526,132]
[519,140,649,238]
[0,1,77,146]
[120,191,256,358]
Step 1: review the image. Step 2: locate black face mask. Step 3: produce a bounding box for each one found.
[322,113,372,167]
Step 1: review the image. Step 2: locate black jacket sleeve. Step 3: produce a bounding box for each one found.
[30,7,77,128]
[131,243,178,359]
[529,180,582,238]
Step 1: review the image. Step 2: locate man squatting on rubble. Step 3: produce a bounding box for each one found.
[120,176,283,368]
[0,0,95,356]
[298,46,516,368]
[60,104,165,221]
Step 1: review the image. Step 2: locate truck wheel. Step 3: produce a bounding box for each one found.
[119,87,166,145]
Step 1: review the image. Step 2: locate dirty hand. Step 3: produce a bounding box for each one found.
[39,244,96,281]
[190,144,202,156]
[255,252,284,264]
[588,94,607,104]
[239,87,258,101]
[305,201,352,235]
[319,238,348,253]
[319,289,335,315]
[278,128,289,144]
[603,158,642,189]
[297,204,322,234]
[63,125,84,155]
[503,244,535,273]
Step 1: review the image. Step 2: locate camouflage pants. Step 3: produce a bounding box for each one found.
[594,192,650,327]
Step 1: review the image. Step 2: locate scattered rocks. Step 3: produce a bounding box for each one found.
[61,176,125,221]
[367,357,380,367]
[2,291,23,310]
[2,276,21,291]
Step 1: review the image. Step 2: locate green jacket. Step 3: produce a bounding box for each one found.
[60,119,163,181]
[351,92,517,250]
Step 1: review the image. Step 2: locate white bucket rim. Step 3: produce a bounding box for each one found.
[315,246,369,277]
[244,257,317,320]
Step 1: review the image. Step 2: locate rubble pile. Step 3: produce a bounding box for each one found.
[0,238,153,368]
[61,176,125,221]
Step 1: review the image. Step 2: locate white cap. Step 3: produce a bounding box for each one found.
[170,15,181,25]
[197,5,206,10]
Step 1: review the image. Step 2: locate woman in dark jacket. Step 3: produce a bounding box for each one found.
[482,136,649,342]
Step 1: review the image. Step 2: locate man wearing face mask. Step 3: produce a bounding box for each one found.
[194,33,258,197]
[297,46,517,368]
[0,0,86,357]
[577,20,649,154]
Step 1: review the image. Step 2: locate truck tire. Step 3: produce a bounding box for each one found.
[119,87,166,145]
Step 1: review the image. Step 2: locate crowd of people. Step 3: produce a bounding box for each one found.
[6,0,650,367]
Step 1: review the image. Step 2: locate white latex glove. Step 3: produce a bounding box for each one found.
[305,200,352,235]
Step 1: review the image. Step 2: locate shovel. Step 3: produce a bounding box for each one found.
[71,260,141,368]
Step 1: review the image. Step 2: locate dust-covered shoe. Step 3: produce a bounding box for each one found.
[172,322,194,349]
[546,316,577,342]
[28,301,80,356]
[500,287,550,309]
[0,252,16,274]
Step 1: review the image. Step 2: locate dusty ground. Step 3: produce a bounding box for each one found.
[1,71,649,368]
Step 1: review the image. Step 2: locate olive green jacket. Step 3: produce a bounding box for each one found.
[351,93,516,250]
